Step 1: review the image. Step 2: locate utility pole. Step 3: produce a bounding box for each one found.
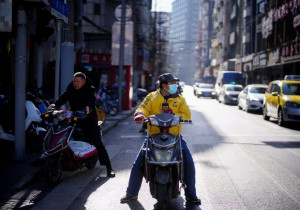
[14,5,27,161]
[118,0,126,112]
[152,0,157,85]
[54,20,62,99]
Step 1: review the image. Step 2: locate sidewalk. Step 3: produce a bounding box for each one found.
[0,108,135,205]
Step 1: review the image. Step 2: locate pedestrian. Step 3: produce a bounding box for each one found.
[49,72,115,177]
[120,73,201,204]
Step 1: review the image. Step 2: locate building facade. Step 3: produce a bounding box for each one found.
[197,0,215,82]
[210,0,300,86]
[170,0,199,85]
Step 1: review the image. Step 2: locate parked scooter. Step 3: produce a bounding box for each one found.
[0,93,47,146]
[95,90,118,122]
[143,105,192,209]
[40,109,99,185]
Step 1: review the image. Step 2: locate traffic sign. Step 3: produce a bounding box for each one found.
[51,0,69,23]
[114,4,132,21]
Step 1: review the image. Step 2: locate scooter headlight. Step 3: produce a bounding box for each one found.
[56,113,67,121]
[149,117,159,126]
[153,148,174,162]
[171,116,180,126]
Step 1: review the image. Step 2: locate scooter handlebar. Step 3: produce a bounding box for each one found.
[180,119,192,124]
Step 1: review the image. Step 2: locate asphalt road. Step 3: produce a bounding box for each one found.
[5,85,300,210]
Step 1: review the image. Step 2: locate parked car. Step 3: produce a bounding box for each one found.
[193,83,200,95]
[215,71,243,100]
[218,84,243,104]
[178,81,185,94]
[284,75,300,81]
[179,81,185,87]
[196,83,216,98]
[263,79,300,126]
[238,84,267,112]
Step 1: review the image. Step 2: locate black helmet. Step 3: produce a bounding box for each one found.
[158,73,179,85]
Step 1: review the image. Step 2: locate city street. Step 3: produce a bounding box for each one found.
[4,85,300,210]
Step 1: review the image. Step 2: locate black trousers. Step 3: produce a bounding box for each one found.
[78,114,112,168]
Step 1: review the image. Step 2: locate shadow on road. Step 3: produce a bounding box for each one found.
[122,196,201,210]
[263,141,300,148]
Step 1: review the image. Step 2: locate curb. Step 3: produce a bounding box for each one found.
[11,107,136,192]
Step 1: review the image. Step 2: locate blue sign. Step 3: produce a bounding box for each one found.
[51,0,69,23]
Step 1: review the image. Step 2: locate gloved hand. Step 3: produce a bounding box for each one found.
[163,108,174,114]
[134,114,145,124]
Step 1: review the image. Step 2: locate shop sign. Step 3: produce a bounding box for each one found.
[260,53,267,66]
[0,1,12,32]
[80,53,111,66]
[253,53,268,68]
[282,42,300,58]
[273,48,280,63]
[273,1,300,22]
[293,15,300,28]
[81,54,90,64]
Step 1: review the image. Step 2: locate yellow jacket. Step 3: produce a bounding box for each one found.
[134,89,191,136]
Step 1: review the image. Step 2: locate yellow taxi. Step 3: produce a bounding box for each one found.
[263,79,300,126]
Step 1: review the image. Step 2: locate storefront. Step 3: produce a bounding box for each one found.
[76,52,132,110]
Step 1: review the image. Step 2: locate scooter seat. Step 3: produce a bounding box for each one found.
[69,140,98,160]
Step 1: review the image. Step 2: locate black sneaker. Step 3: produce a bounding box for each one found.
[107,169,116,178]
[186,196,201,205]
[120,194,138,203]
[139,128,145,133]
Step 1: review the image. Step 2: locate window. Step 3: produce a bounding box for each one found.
[270,84,280,94]
[94,3,101,15]
[250,87,267,94]
[283,83,300,95]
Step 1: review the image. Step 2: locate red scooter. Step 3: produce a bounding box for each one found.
[40,109,99,185]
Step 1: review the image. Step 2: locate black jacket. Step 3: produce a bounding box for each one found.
[54,80,95,112]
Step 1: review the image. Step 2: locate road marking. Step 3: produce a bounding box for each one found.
[120,135,145,138]
[184,134,300,137]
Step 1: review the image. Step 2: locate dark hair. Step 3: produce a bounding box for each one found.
[74,72,86,80]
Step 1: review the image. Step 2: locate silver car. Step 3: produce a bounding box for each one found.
[238,84,267,112]
[196,83,216,98]
[218,84,243,104]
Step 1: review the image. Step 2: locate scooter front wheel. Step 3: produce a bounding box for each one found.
[156,183,167,209]
[44,155,62,185]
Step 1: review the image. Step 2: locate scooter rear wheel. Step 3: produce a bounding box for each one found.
[85,156,98,169]
[44,156,62,185]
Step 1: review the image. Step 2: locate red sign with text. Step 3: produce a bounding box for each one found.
[77,53,111,66]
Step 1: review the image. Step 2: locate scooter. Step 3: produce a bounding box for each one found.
[40,109,99,185]
[0,93,47,143]
[143,105,192,209]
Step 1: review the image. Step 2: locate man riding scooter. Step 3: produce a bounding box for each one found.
[120,73,201,205]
